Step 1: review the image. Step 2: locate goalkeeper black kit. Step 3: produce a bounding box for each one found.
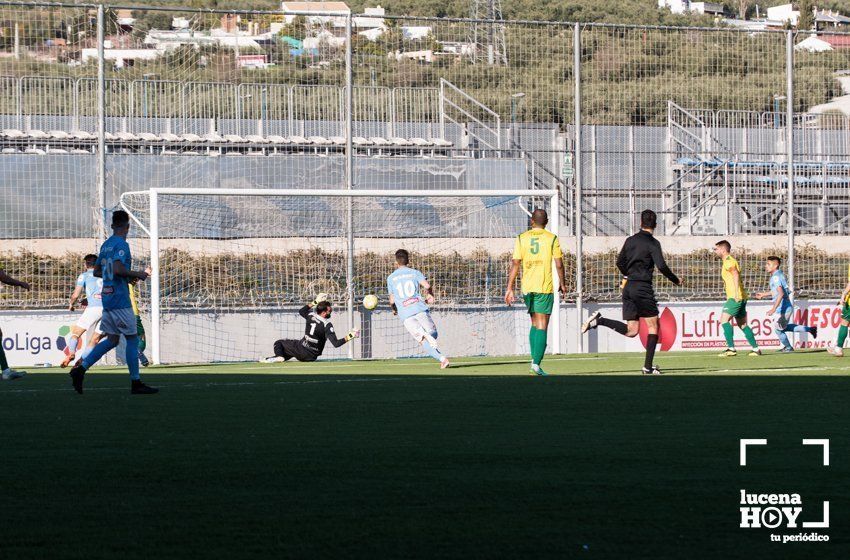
[273,305,350,362]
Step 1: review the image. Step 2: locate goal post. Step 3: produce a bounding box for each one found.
[121,188,561,365]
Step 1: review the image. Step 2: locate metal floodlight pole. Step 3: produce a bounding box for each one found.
[573,22,584,354]
[786,30,795,294]
[96,4,106,245]
[345,15,355,359]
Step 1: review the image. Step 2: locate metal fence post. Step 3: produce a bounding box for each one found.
[574,22,584,354]
[96,4,106,245]
[786,30,795,294]
[345,14,355,359]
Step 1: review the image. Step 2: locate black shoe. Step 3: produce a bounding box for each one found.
[810,326,818,340]
[139,353,150,367]
[131,380,158,395]
[69,364,86,394]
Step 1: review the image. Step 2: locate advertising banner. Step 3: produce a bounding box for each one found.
[588,299,840,353]
[0,310,111,367]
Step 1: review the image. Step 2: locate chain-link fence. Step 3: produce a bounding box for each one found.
[1,2,849,329]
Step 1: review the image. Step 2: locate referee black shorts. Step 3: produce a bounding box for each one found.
[274,339,318,362]
[622,281,659,321]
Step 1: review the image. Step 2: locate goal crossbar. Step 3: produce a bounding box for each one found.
[120,188,562,364]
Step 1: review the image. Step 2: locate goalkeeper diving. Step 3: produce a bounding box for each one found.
[263,294,359,363]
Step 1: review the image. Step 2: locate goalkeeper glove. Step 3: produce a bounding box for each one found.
[344,329,360,342]
[620,277,628,291]
[311,292,329,306]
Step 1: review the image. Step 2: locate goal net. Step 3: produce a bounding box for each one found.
[120,188,560,364]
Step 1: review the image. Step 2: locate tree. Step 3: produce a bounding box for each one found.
[736,0,750,19]
[278,15,306,41]
[797,0,814,31]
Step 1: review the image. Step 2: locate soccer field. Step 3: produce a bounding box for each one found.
[2,351,849,559]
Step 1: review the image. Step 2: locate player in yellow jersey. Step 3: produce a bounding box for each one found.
[828,263,850,357]
[714,240,760,357]
[504,208,567,375]
[129,279,150,367]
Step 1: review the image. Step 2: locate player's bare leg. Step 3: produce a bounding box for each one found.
[639,316,663,375]
[736,313,760,356]
[61,325,87,368]
[582,312,639,338]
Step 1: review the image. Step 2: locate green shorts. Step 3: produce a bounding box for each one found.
[523,292,554,315]
[842,302,850,322]
[722,298,747,319]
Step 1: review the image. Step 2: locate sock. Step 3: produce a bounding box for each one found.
[644,334,658,370]
[125,335,140,381]
[82,337,119,369]
[138,336,147,354]
[422,340,444,362]
[790,324,811,334]
[598,317,628,335]
[0,344,8,371]
[722,322,735,349]
[837,325,848,348]
[80,344,95,362]
[741,325,758,349]
[529,327,548,366]
[67,336,80,354]
[777,330,791,349]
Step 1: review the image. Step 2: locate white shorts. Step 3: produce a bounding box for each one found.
[403,312,438,343]
[75,306,103,331]
[100,308,137,336]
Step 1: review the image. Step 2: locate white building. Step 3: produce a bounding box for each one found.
[767,4,800,26]
[81,48,160,67]
[658,0,723,16]
[353,6,386,29]
[280,1,351,30]
[689,2,724,15]
[658,0,689,15]
[795,35,834,53]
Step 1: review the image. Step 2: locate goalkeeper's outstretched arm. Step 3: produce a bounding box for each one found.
[0,269,30,290]
[326,323,359,348]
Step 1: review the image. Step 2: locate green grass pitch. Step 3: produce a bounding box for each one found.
[2,350,850,559]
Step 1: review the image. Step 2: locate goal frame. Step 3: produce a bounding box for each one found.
[121,188,561,364]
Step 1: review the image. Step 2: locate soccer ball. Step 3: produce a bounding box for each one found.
[362,294,378,311]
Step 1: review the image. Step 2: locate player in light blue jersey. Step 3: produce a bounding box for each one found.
[62,254,105,368]
[387,249,450,369]
[69,210,158,394]
[755,256,816,352]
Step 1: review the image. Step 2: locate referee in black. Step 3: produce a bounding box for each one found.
[581,209,684,374]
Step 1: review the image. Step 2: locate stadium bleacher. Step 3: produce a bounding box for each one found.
[0,127,456,157]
